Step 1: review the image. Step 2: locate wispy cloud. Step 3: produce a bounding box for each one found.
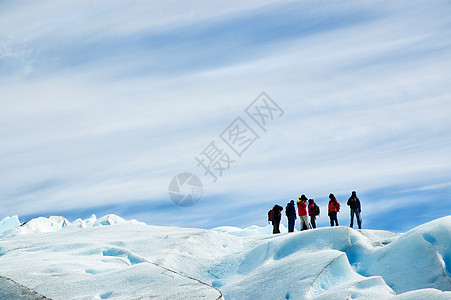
[1,0,451,232]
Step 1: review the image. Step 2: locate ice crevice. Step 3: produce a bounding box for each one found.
[101,246,224,300]
[0,275,50,299]
[422,235,451,285]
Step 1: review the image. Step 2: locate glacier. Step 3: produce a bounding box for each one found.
[1,214,451,299]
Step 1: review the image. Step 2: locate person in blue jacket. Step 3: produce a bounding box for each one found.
[271,204,283,234]
[285,200,297,233]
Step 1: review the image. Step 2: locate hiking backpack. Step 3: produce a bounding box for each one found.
[268,209,274,223]
[314,204,320,216]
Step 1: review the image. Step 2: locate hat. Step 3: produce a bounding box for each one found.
[329,193,334,199]
[290,200,294,204]
[300,194,307,201]
[352,191,356,195]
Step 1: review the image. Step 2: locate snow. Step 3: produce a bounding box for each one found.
[1,215,451,299]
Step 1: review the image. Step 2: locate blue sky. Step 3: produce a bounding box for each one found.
[1,0,451,233]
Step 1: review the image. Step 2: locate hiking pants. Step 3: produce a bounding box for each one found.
[329,212,339,226]
[288,218,295,232]
[273,220,281,234]
[310,215,316,229]
[299,215,309,231]
[350,208,362,229]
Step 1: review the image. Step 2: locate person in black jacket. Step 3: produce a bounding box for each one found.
[347,191,362,229]
[272,204,283,234]
[285,200,297,233]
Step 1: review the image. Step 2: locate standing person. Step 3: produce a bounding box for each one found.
[347,191,362,229]
[285,200,297,233]
[297,195,310,231]
[308,199,317,229]
[272,204,283,234]
[328,193,340,227]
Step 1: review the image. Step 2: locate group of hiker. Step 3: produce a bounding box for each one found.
[268,191,362,234]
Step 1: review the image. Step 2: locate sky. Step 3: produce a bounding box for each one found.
[1,0,451,233]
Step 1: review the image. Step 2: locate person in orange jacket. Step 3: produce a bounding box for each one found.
[297,194,310,231]
[328,193,340,227]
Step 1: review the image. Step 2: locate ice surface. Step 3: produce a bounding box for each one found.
[94,214,128,226]
[1,214,451,299]
[359,216,451,293]
[0,216,20,234]
[213,224,288,236]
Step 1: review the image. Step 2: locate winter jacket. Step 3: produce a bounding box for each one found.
[297,200,307,216]
[272,205,283,222]
[286,202,297,220]
[347,196,361,211]
[328,198,340,213]
[308,203,316,216]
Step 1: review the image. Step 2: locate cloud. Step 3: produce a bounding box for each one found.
[1,0,451,232]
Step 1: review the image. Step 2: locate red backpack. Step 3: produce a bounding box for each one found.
[268,209,274,223]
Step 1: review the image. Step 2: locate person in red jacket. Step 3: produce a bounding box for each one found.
[297,194,310,231]
[328,193,340,227]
